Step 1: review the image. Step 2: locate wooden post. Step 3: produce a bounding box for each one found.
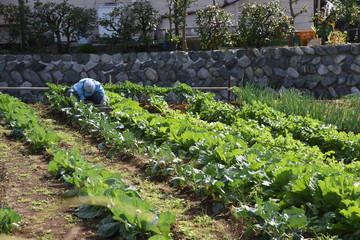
[228,78,232,103]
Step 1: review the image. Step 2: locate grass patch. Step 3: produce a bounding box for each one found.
[30,200,50,211]
[34,188,57,196]
[233,84,360,132]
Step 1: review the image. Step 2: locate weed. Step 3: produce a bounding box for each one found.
[30,200,50,211]
[233,83,360,132]
[35,188,56,196]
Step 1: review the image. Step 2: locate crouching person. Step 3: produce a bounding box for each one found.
[67,78,106,105]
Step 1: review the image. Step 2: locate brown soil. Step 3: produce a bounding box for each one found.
[141,103,189,114]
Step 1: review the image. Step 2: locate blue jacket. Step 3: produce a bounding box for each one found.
[71,79,105,101]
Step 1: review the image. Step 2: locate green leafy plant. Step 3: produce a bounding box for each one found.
[235,198,307,239]
[331,0,360,42]
[0,94,60,152]
[195,5,234,50]
[235,1,293,47]
[25,125,61,152]
[0,207,21,234]
[327,30,347,44]
[232,84,360,132]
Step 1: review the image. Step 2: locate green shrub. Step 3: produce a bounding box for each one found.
[234,1,293,47]
[74,44,98,53]
[195,5,234,50]
[0,207,21,234]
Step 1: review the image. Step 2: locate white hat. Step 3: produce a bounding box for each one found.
[84,79,95,94]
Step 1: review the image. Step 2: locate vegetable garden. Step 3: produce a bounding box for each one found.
[1,81,360,240]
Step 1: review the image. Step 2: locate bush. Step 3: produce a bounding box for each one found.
[327,31,347,45]
[234,1,293,48]
[74,44,98,54]
[195,5,234,50]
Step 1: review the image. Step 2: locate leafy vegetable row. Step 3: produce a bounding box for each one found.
[0,93,174,240]
[186,94,360,163]
[103,81,360,163]
[104,81,206,103]
[0,94,60,151]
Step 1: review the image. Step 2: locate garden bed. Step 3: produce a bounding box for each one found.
[0,101,245,239]
[1,81,360,239]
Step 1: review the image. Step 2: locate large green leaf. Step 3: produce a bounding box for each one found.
[148,235,168,240]
[97,215,122,237]
[283,207,307,229]
[75,205,105,219]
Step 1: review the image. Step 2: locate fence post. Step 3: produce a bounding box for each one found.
[228,78,232,103]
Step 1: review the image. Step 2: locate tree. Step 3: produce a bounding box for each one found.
[28,7,53,49]
[98,5,138,52]
[0,2,31,47]
[313,1,341,45]
[0,0,95,52]
[180,0,198,51]
[235,1,293,48]
[168,0,198,51]
[288,0,307,45]
[33,0,96,53]
[18,0,27,49]
[195,5,234,50]
[332,0,360,42]
[132,1,160,51]
[60,6,97,53]
[164,0,183,49]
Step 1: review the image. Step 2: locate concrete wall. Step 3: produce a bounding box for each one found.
[0,44,359,103]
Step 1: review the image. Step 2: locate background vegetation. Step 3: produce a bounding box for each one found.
[0,0,358,53]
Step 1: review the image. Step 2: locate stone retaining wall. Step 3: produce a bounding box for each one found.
[0,44,360,102]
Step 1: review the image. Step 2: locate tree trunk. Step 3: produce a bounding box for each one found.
[55,31,63,53]
[173,0,180,50]
[181,9,188,51]
[143,29,149,51]
[321,22,327,45]
[65,35,71,53]
[289,20,295,46]
[343,22,350,42]
[289,0,295,46]
[18,0,27,49]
